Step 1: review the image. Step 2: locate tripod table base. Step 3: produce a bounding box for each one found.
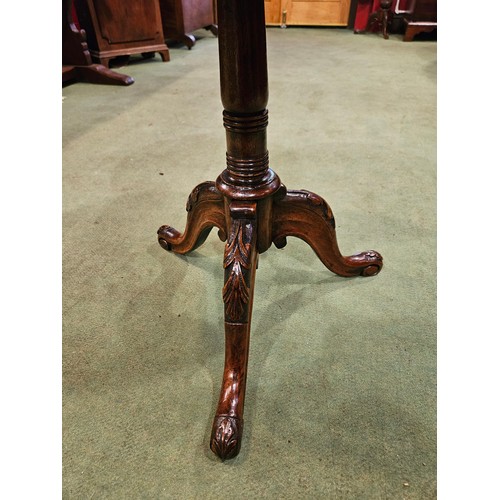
[157,180,382,460]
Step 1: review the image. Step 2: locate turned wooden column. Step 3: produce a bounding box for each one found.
[215,0,280,202]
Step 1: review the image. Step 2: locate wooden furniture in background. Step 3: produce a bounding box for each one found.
[403,0,436,41]
[62,0,134,85]
[74,0,170,67]
[158,0,218,49]
[157,0,383,460]
[366,0,393,39]
[265,0,351,26]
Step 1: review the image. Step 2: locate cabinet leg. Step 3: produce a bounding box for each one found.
[366,1,393,39]
[382,10,390,39]
[182,33,196,49]
[158,49,170,62]
[205,24,218,37]
[403,22,437,41]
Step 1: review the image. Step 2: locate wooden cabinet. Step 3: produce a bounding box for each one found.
[158,0,218,49]
[403,0,437,41]
[74,0,170,67]
[63,0,134,85]
[265,0,351,26]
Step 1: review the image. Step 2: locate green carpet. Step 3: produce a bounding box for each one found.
[63,27,436,499]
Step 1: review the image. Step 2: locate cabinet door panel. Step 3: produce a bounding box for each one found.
[265,0,281,25]
[94,0,161,43]
[266,0,350,26]
[287,0,349,26]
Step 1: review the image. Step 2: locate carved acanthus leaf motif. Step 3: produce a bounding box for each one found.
[223,262,250,321]
[211,416,240,461]
[223,221,252,322]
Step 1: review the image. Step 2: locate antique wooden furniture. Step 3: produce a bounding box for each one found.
[366,0,393,39]
[265,0,351,26]
[74,0,170,67]
[158,0,218,49]
[63,0,134,85]
[403,0,436,41]
[157,0,383,460]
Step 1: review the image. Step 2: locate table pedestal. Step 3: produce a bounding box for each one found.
[157,0,383,461]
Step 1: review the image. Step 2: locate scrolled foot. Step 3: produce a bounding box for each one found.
[157,225,176,251]
[272,189,383,277]
[157,182,226,254]
[210,415,243,461]
[344,250,383,276]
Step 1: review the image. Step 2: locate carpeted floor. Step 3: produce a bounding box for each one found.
[62,26,436,499]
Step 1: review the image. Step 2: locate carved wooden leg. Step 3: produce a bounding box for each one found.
[157,181,227,254]
[382,10,390,39]
[210,202,258,460]
[272,189,383,277]
[155,0,385,462]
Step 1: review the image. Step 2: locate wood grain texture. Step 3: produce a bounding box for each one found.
[158,0,217,49]
[157,0,383,460]
[265,0,351,26]
[74,0,170,67]
[62,0,134,85]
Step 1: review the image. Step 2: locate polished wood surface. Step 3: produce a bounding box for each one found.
[62,0,134,85]
[265,0,351,26]
[403,0,437,41]
[366,0,393,39]
[74,0,170,67]
[158,0,383,460]
[159,0,218,49]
